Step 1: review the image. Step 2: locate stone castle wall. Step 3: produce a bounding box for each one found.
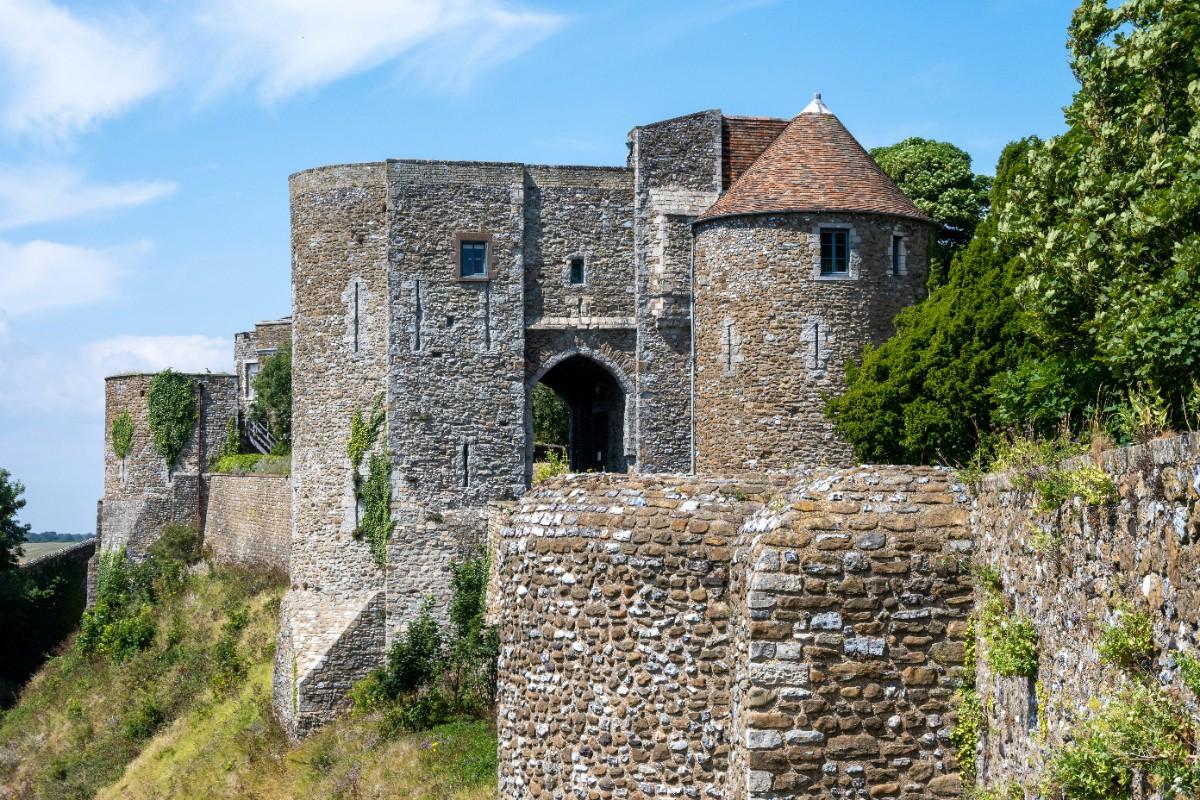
[277,162,391,736]
[233,318,291,421]
[630,110,724,473]
[692,214,930,473]
[99,372,237,559]
[972,433,1200,790]
[203,474,291,572]
[493,467,971,800]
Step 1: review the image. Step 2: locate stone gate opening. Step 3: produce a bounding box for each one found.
[533,355,627,474]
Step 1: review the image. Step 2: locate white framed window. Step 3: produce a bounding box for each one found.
[812,222,860,280]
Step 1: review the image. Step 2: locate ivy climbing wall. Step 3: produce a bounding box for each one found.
[98,372,236,560]
[971,433,1200,791]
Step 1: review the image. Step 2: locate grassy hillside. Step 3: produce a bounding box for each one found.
[0,557,495,800]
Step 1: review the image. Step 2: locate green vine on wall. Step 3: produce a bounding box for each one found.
[358,451,395,567]
[111,411,134,461]
[348,394,391,567]
[147,370,197,473]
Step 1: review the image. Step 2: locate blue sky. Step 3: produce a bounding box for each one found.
[0,0,1079,533]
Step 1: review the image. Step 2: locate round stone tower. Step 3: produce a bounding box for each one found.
[692,95,934,472]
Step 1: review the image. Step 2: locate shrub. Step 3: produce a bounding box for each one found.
[351,550,498,735]
[1098,605,1155,671]
[1048,682,1200,799]
[213,453,290,476]
[979,583,1038,679]
[533,449,568,484]
[1177,652,1200,697]
[1113,384,1171,445]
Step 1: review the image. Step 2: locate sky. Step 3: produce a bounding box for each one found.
[0,0,1081,533]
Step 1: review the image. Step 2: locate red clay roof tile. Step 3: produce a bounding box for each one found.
[702,106,931,223]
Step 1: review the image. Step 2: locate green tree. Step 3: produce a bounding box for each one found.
[0,467,31,572]
[532,383,568,447]
[827,140,1038,464]
[871,137,992,286]
[250,344,292,451]
[998,0,1200,429]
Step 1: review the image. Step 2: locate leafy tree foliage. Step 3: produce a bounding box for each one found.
[250,344,292,450]
[532,383,568,446]
[871,137,992,285]
[998,0,1200,430]
[827,140,1037,464]
[0,467,30,572]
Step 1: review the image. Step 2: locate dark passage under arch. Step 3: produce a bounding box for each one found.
[535,355,627,474]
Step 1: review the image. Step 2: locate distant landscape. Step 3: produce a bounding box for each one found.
[18,534,94,565]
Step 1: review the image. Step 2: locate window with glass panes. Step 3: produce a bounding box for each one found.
[820,228,849,274]
[460,240,488,278]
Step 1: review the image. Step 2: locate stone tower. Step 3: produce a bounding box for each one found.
[692,95,934,471]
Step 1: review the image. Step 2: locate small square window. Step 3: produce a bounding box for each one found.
[569,257,585,285]
[892,235,905,276]
[820,228,849,274]
[460,241,488,278]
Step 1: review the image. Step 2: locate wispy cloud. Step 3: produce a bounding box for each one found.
[0,0,168,139]
[0,238,148,316]
[195,0,564,100]
[0,330,229,417]
[0,165,177,230]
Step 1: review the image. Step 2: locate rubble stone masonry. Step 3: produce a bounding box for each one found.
[203,474,290,573]
[494,467,971,799]
[972,433,1200,790]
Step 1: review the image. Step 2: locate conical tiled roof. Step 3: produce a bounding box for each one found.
[698,95,931,223]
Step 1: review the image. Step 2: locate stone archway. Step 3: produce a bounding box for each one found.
[526,350,633,480]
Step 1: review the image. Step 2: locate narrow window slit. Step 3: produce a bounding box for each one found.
[413,279,423,352]
[353,281,360,352]
[462,442,470,487]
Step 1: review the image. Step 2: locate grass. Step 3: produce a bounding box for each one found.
[0,561,496,800]
[18,541,80,563]
[212,453,291,477]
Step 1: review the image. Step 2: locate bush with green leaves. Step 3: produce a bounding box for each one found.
[213,453,290,476]
[76,524,201,662]
[111,411,134,461]
[1048,682,1200,799]
[147,370,196,472]
[351,549,498,735]
[978,581,1038,679]
[532,383,568,447]
[950,616,982,782]
[1098,605,1155,671]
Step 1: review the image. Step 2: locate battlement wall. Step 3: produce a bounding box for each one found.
[493,466,971,800]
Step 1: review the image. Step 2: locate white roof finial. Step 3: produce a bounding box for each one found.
[802,91,831,115]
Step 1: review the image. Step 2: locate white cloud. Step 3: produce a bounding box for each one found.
[0,238,146,316]
[0,330,229,417]
[85,335,230,377]
[0,0,168,138]
[196,0,564,101]
[0,164,177,230]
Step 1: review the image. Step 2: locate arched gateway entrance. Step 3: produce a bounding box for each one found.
[527,353,630,477]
